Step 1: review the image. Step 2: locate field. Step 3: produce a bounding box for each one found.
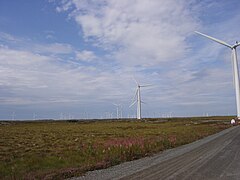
[0,117,232,179]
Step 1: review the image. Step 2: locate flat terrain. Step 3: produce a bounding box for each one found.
[76,125,239,180]
[0,117,231,179]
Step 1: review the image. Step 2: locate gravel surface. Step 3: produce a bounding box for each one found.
[71,126,238,180]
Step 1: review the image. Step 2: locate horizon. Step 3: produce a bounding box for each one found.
[0,114,235,121]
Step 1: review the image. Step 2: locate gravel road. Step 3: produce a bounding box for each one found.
[72,126,240,180]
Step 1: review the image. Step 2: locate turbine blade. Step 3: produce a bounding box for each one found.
[131,88,138,102]
[132,76,139,86]
[130,88,138,107]
[140,84,153,87]
[236,41,240,47]
[141,101,147,104]
[129,100,137,107]
[113,103,121,107]
[195,31,232,48]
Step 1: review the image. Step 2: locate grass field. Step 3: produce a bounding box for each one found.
[0,116,232,179]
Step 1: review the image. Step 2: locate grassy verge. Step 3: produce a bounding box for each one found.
[0,117,232,179]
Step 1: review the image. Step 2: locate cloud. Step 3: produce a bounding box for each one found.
[75,50,97,62]
[0,40,135,108]
[0,32,19,42]
[44,30,56,40]
[0,32,74,56]
[56,0,200,66]
[34,43,73,54]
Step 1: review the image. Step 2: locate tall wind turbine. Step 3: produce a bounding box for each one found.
[130,79,151,119]
[195,31,240,119]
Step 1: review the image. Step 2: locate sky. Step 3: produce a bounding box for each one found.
[0,0,240,120]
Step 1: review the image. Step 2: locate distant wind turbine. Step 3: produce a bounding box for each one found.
[11,112,15,121]
[195,31,240,118]
[33,113,37,120]
[112,103,122,119]
[130,78,152,120]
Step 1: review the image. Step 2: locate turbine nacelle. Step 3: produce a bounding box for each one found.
[232,42,240,49]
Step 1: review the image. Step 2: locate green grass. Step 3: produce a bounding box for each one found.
[0,116,232,179]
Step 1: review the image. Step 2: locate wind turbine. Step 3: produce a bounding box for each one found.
[195,31,240,119]
[130,79,151,119]
[11,112,15,121]
[112,103,122,119]
[33,113,37,120]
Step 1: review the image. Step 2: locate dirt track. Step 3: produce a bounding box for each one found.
[74,126,240,180]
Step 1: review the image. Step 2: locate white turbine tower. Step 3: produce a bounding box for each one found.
[11,112,15,121]
[130,79,151,120]
[113,103,121,119]
[195,31,240,119]
[33,113,37,120]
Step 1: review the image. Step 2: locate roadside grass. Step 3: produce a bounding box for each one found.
[0,116,232,179]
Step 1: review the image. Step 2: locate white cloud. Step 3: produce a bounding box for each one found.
[75,50,97,62]
[0,32,20,42]
[34,43,73,54]
[0,44,135,107]
[57,0,199,66]
[44,30,56,40]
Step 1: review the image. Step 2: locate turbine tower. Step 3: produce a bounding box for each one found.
[113,103,121,119]
[195,31,240,119]
[130,79,151,119]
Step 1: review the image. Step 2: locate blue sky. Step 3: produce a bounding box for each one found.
[0,0,240,120]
